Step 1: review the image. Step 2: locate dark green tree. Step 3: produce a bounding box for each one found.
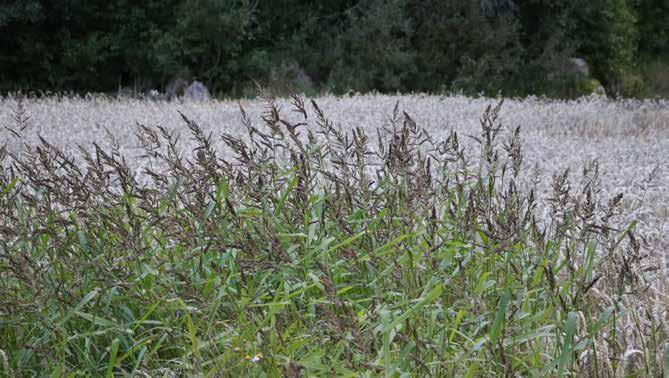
[322,0,416,93]
[635,0,669,55]
[408,0,525,95]
[573,0,642,95]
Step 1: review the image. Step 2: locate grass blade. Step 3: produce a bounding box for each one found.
[106,338,120,377]
[489,291,511,347]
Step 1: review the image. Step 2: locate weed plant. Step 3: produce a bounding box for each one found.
[0,95,667,376]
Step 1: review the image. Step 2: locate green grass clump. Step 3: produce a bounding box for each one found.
[0,95,666,377]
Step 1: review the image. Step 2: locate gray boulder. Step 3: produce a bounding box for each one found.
[266,60,315,96]
[183,80,211,102]
[568,57,590,77]
[165,78,188,100]
[287,61,313,90]
[144,89,164,101]
[116,86,138,99]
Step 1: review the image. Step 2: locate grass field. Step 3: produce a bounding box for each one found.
[0,93,668,376]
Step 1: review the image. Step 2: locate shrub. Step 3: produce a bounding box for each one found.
[640,57,669,98]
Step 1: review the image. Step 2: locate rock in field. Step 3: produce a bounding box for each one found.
[568,57,591,77]
[184,80,211,102]
[165,78,188,100]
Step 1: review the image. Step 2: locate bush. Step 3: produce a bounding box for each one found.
[640,57,669,98]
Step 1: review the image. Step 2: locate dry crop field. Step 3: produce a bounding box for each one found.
[1,93,668,376]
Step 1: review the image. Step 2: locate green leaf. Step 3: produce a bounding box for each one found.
[584,241,597,281]
[275,174,300,216]
[181,301,201,364]
[503,324,555,347]
[591,306,615,335]
[373,233,414,258]
[557,312,578,377]
[384,283,442,333]
[55,288,100,327]
[449,310,465,343]
[106,338,120,378]
[489,291,511,347]
[131,346,148,376]
[203,201,216,220]
[326,230,367,255]
[662,342,669,378]
[0,177,18,198]
[74,311,117,328]
[77,230,88,253]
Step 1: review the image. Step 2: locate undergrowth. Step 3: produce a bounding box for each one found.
[0,94,667,377]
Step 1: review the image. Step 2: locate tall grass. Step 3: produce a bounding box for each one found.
[0,94,667,376]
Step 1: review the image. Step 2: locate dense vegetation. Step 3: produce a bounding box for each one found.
[0,95,666,376]
[1,0,667,98]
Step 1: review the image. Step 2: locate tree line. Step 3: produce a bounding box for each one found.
[1,0,667,98]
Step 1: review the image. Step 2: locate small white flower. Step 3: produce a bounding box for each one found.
[244,352,263,363]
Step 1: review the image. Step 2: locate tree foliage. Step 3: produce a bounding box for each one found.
[0,0,666,97]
